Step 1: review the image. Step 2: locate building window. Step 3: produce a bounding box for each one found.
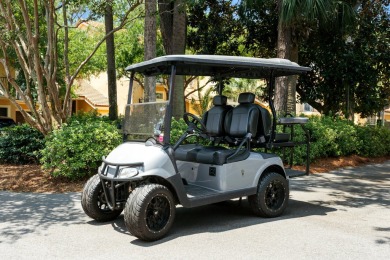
[0,107,8,117]
[156,92,164,101]
[303,103,313,112]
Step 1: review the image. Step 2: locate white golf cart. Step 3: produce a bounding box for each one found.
[81,55,311,241]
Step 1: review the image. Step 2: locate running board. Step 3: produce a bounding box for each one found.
[286,169,307,178]
[183,184,256,208]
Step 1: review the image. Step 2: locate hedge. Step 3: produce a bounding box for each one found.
[0,124,45,164]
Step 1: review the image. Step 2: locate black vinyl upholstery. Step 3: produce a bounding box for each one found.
[174,143,202,161]
[175,92,289,164]
[256,106,272,138]
[195,93,257,164]
[225,93,259,138]
[175,95,231,162]
[202,95,232,137]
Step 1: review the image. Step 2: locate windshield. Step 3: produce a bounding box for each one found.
[122,101,168,142]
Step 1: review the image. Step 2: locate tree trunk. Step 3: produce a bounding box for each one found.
[275,18,292,116]
[105,0,118,120]
[158,0,173,55]
[144,0,157,103]
[286,43,298,115]
[158,0,186,118]
[171,0,186,118]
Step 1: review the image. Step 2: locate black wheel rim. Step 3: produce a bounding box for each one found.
[146,195,171,232]
[265,180,285,210]
[97,188,111,212]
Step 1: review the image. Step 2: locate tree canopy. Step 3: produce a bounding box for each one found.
[187,0,388,118]
[1,0,388,136]
[0,0,141,134]
[297,0,390,117]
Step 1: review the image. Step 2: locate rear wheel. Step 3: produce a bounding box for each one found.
[248,172,289,217]
[124,184,175,241]
[81,174,122,221]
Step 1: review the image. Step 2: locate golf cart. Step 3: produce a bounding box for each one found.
[81,55,311,241]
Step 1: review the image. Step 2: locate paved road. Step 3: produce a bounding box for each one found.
[1,161,389,259]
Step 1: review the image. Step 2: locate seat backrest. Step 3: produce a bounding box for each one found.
[224,93,259,138]
[256,105,272,138]
[202,95,232,137]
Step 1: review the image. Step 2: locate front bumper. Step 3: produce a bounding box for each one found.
[98,158,144,210]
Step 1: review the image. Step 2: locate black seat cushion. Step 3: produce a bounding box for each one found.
[174,144,202,162]
[195,146,250,165]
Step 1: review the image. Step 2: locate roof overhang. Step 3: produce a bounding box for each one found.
[125,55,311,78]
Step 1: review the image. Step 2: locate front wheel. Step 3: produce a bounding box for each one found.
[248,172,289,218]
[81,174,122,222]
[124,184,176,241]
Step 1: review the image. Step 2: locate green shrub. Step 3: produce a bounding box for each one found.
[41,113,122,179]
[170,117,189,144]
[170,117,210,146]
[356,126,390,157]
[272,116,388,165]
[0,124,45,164]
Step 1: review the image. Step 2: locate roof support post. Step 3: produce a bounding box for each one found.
[268,71,277,147]
[123,72,135,142]
[127,72,135,105]
[163,64,176,145]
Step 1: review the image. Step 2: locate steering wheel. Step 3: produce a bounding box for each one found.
[183,112,207,133]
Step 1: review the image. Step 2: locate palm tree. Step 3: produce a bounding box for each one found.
[144,0,157,102]
[105,0,118,120]
[223,78,266,103]
[273,0,356,115]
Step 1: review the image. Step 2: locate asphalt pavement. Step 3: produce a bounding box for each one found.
[1,161,389,259]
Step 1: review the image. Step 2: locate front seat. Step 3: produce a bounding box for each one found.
[175,95,232,162]
[195,93,259,165]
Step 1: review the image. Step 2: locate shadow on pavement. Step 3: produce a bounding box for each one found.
[0,192,85,244]
[290,161,390,208]
[375,227,390,245]
[126,198,336,246]
[2,161,388,246]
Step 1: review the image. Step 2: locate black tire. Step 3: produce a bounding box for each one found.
[248,172,289,218]
[124,184,175,241]
[81,174,122,222]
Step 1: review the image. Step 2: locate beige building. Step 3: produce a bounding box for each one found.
[0,63,32,123]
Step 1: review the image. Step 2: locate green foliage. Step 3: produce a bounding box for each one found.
[170,117,188,145]
[115,15,165,79]
[187,0,247,55]
[356,126,390,157]
[40,113,122,179]
[297,0,390,117]
[0,125,45,164]
[169,117,209,146]
[273,116,390,165]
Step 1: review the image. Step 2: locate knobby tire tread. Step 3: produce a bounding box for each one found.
[248,172,289,218]
[124,184,175,241]
[81,174,122,222]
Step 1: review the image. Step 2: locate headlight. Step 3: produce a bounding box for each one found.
[98,164,104,174]
[118,167,139,178]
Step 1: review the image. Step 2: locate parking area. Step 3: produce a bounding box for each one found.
[1,161,389,259]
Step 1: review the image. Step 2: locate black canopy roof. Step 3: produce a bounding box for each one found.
[125,55,310,78]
